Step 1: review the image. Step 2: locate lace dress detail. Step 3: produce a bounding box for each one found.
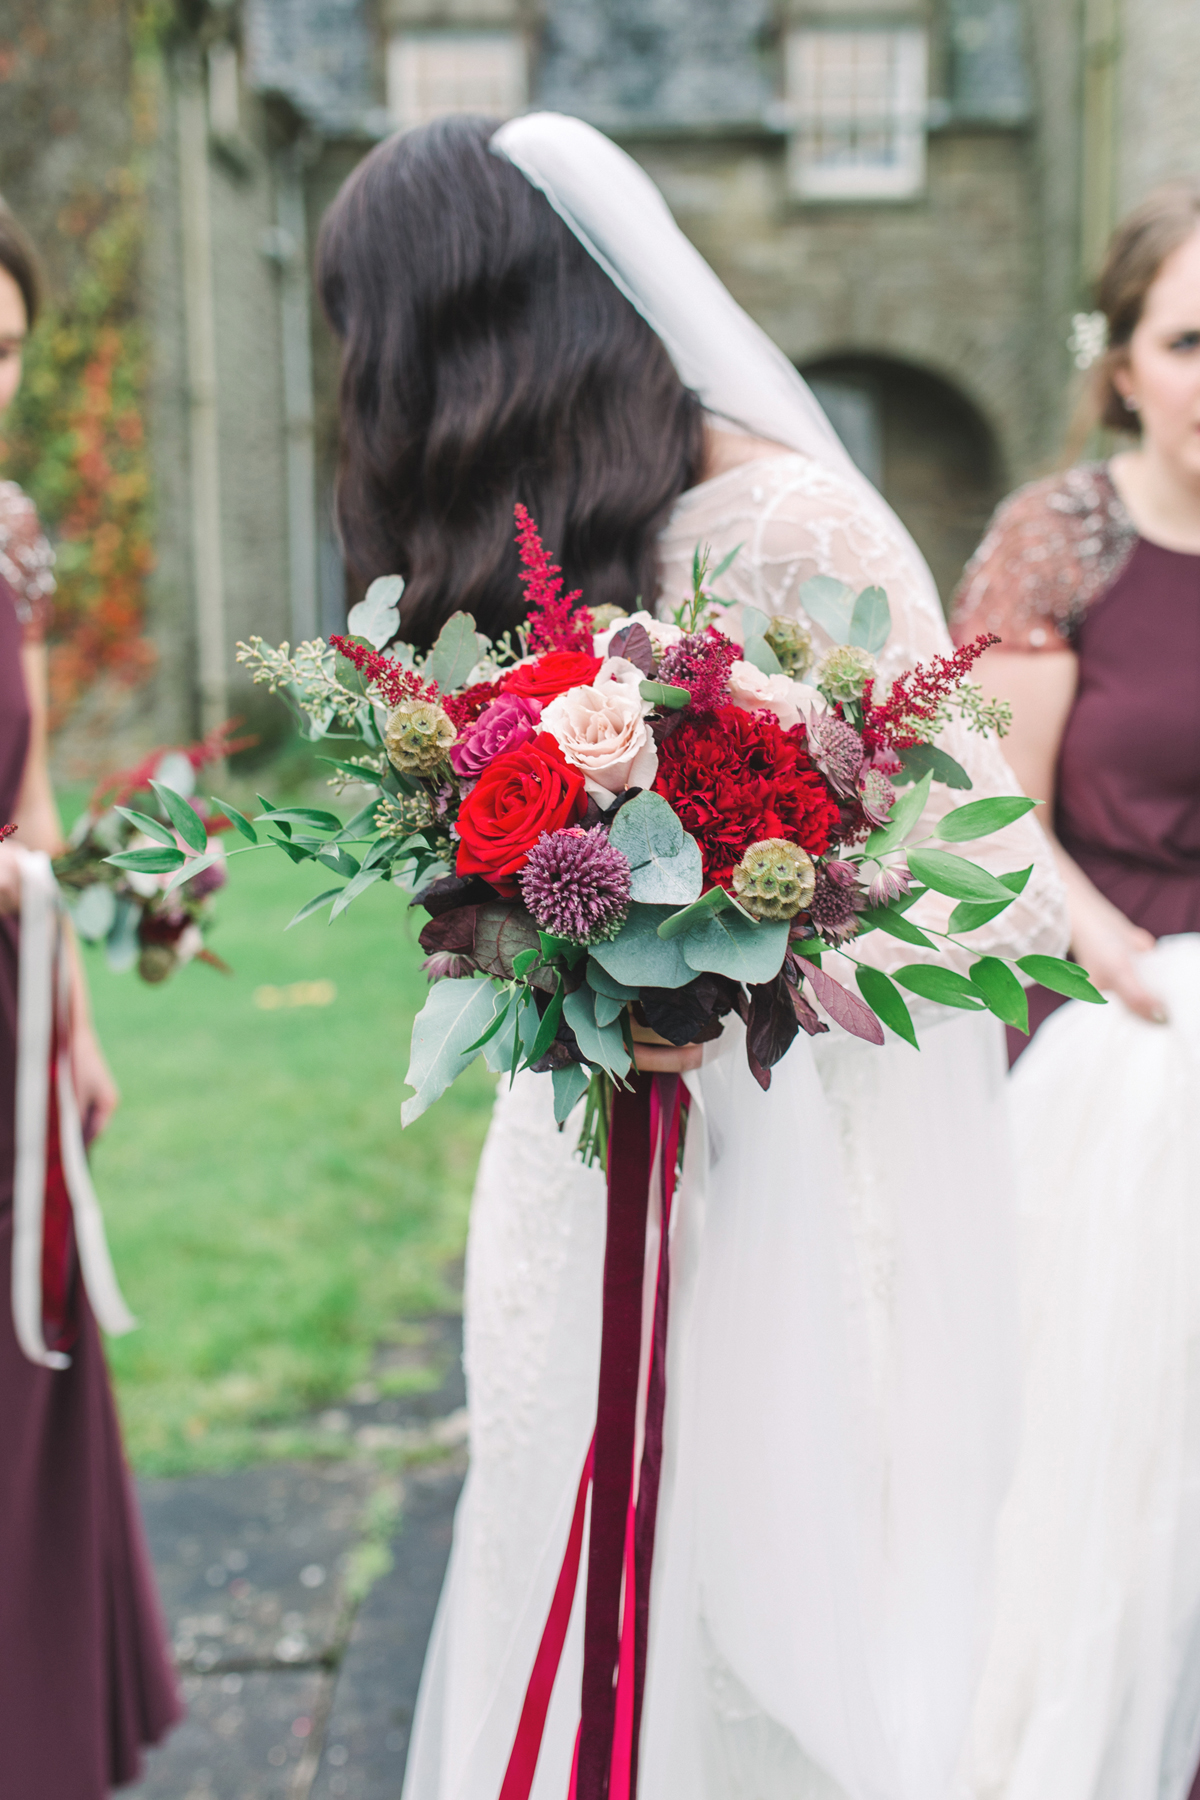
[949,461,1136,654]
[0,481,54,642]
[657,454,1067,979]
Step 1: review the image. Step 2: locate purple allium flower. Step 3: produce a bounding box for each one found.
[518,825,632,945]
[809,863,864,944]
[450,694,542,779]
[656,629,740,714]
[866,861,912,908]
[858,765,896,828]
[806,713,865,797]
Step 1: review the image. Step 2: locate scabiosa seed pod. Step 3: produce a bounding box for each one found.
[805,713,865,797]
[815,644,877,706]
[519,825,633,945]
[588,604,630,634]
[137,944,177,984]
[764,615,814,680]
[808,863,865,944]
[730,837,817,921]
[385,699,457,776]
[857,765,896,828]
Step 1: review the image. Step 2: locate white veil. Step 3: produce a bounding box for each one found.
[490,112,860,483]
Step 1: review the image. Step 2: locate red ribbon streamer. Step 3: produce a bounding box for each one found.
[501,1070,686,1799]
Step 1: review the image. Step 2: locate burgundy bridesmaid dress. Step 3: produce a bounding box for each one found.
[0,575,181,1794]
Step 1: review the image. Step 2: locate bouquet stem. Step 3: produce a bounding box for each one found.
[578,1069,613,1170]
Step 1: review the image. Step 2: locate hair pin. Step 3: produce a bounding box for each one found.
[1068,310,1108,371]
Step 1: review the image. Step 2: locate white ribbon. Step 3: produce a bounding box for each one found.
[12,847,135,1367]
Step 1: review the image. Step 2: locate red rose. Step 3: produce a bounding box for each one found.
[456,733,588,894]
[654,706,841,890]
[503,651,603,703]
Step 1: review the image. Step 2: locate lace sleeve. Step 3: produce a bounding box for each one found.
[657,455,1069,981]
[0,480,55,641]
[949,462,1136,654]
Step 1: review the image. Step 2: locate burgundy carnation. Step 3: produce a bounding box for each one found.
[443,679,505,731]
[653,706,842,891]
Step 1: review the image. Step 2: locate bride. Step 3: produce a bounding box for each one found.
[315,112,1067,1799]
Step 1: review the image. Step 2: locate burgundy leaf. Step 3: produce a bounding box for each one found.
[746,1048,772,1092]
[639,973,738,1047]
[746,973,800,1074]
[606,621,657,675]
[473,902,547,984]
[418,905,478,957]
[804,964,886,1044]
[790,985,829,1038]
[415,872,497,917]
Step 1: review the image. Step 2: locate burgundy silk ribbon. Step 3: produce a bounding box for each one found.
[500,1070,685,1800]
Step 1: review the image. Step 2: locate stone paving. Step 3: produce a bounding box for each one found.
[125,1316,466,1800]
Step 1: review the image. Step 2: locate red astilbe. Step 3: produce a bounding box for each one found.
[0,823,16,841]
[863,632,1000,750]
[514,504,595,655]
[330,635,439,709]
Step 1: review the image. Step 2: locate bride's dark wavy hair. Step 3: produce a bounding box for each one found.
[317,115,704,647]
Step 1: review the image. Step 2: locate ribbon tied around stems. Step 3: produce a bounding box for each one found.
[500,1069,686,1800]
[11,849,135,1367]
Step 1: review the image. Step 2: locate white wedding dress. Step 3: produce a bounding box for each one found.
[402,452,1068,1800]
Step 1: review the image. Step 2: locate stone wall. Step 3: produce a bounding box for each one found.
[1116,0,1200,210]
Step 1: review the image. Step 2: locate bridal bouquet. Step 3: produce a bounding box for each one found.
[135,507,1093,1157]
[61,731,238,984]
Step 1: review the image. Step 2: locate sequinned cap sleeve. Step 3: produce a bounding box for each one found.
[950,462,1136,654]
[0,479,55,641]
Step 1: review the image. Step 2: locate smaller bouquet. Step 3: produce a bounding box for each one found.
[61,730,239,983]
[144,505,1098,1166]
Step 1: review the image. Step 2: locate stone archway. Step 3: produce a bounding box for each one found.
[801,354,1005,611]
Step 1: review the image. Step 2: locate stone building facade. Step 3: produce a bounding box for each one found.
[2,0,1199,742]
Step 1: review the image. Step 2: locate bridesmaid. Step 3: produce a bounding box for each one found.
[950,182,1200,1800]
[0,201,180,1790]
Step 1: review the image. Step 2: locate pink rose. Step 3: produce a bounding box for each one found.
[540,676,658,808]
[450,693,542,779]
[726,660,826,730]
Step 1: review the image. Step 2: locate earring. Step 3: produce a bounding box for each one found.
[1124,394,1140,412]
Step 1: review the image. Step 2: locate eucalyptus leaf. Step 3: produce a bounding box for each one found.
[552,1062,592,1124]
[590,904,695,990]
[906,847,1015,905]
[586,961,639,1002]
[563,986,632,1078]
[739,603,784,676]
[848,585,891,654]
[638,680,690,710]
[593,991,626,1028]
[797,574,854,645]
[969,957,1030,1032]
[105,899,139,972]
[212,797,259,843]
[114,807,177,850]
[400,978,499,1125]
[678,909,789,985]
[150,781,208,854]
[935,795,1038,843]
[607,792,703,907]
[863,770,933,857]
[855,965,918,1047]
[69,882,117,941]
[347,575,403,649]
[427,612,480,693]
[892,744,973,791]
[893,964,987,1010]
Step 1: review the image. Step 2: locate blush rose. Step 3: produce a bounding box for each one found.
[540,671,658,807]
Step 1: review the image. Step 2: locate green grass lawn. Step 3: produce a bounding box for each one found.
[80,819,496,1476]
